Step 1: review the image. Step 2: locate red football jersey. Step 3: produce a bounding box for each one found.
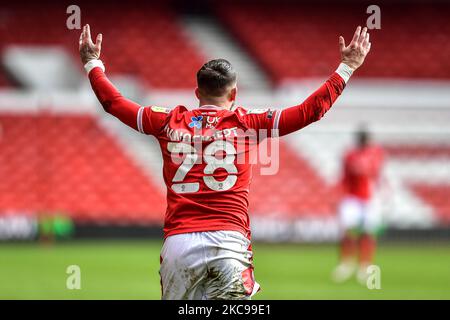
[342,145,384,201]
[87,66,346,239]
[139,104,281,238]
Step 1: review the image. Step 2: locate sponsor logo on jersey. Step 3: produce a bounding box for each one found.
[188,116,203,129]
[205,116,220,129]
[151,106,170,113]
[246,108,269,114]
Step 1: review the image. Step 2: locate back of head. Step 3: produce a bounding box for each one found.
[196,59,237,98]
[356,125,370,148]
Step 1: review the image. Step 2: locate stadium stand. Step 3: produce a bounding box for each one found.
[250,142,340,218]
[412,185,450,223]
[0,113,165,224]
[384,144,450,224]
[0,1,449,233]
[0,2,204,88]
[217,2,450,83]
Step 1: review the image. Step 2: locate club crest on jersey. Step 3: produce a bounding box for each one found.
[189,116,203,129]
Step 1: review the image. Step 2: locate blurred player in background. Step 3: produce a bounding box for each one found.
[79,24,371,299]
[332,127,384,284]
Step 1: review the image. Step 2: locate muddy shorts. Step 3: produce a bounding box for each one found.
[160,230,260,300]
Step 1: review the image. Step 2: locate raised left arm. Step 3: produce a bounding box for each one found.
[276,26,371,137]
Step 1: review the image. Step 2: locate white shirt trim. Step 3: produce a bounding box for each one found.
[335,63,353,83]
[199,104,225,110]
[271,109,282,138]
[137,107,145,134]
[84,59,105,74]
[273,109,282,131]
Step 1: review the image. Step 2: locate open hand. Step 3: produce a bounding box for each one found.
[339,26,371,71]
[79,24,102,65]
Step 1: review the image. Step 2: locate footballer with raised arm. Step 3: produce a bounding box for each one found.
[79,24,371,300]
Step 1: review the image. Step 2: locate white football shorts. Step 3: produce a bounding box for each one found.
[159,230,260,300]
[338,196,382,234]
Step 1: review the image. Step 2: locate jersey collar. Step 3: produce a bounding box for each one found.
[199,104,226,110]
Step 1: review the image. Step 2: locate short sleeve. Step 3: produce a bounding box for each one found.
[137,106,171,136]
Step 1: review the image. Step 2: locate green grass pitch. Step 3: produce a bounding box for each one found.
[1,240,449,299]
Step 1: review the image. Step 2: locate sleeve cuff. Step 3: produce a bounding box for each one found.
[84,59,105,74]
[335,63,353,83]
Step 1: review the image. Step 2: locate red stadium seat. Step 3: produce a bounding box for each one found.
[0,113,166,224]
[250,141,340,219]
[412,185,450,223]
[0,2,203,89]
[1,112,449,226]
[216,2,450,84]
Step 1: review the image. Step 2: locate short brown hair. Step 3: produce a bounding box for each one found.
[196,59,237,97]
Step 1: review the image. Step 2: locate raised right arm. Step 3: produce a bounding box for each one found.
[86,62,141,131]
[79,24,167,135]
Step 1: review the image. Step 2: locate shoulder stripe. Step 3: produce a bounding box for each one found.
[273,109,282,130]
[137,107,145,134]
[271,109,282,138]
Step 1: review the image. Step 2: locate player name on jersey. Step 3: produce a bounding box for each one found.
[164,124,265,145]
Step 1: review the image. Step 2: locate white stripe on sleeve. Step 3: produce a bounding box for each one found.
[273,109,282,130]
[272,109,282,138]
[137,107,145,134]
